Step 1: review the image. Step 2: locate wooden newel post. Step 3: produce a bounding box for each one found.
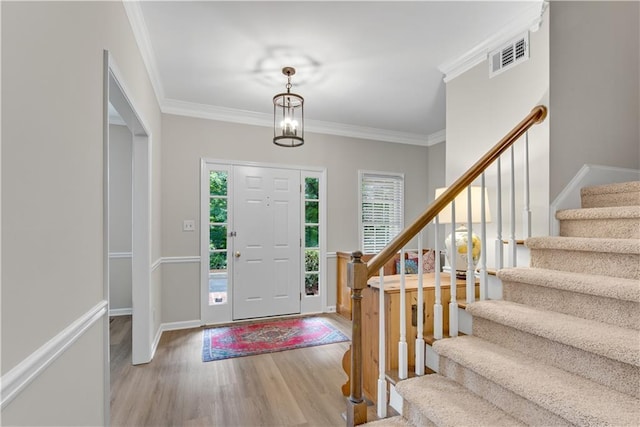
[346,251,368,426]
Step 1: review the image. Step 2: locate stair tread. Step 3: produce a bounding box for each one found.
[581,181,640,196]
[363,415,413,427]
[433,335,640,426]
[396,374,525,427]
[497,267,640,302]
[556,205,640,220]
[466,300,639,366]
[526,236,640,254]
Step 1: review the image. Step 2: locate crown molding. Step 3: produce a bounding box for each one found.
[122,0,166,106]
[126,3,445,147]
[438,2,546,83]
[162,98,443,147]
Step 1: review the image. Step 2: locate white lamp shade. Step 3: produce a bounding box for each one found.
[435,186,491,224]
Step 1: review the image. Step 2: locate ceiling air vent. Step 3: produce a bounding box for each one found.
[489,32,529,78]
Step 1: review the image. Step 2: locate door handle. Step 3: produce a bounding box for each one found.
[234,251,241,258]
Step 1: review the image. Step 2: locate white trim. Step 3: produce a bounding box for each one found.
[326,252,337,258]
[549,165,640,235]
[109,252,132,259]
[1,301,108,408]
[161,256,200,264]
[439,2,545,83]
[151,324,163,360]
[109,308,133,317]
[102,51,111,427]
[107,52,154,367]
[426,129,446,146]
[325,305,336,313]
[161,320,202,332]
[122,1,165,107]
[201,158,326,174]
[163,98,442,147]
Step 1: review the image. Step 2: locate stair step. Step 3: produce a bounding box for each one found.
[433,335,640,426]
[556,206,640,238]
[425,332,465,346]
[467,300,640,397]
[363,415,412,427]
[581,181,640,208]
[498,267,640,329]
[527,236,640,280]
[395,374,525,427]
[385,369,418,386]
[467,300,639,366]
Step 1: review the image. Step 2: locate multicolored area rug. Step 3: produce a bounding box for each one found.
[202,316,350,362]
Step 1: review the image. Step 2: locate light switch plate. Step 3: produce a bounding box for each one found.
[183,220,195,231]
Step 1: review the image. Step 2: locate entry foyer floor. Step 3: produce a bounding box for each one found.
[110,314,379,426]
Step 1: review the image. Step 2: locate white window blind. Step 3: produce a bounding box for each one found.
[359,172,404,254]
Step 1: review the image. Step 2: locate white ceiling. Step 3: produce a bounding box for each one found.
[129,1,544,145]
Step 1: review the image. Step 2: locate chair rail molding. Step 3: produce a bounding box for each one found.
[0,300,108,408]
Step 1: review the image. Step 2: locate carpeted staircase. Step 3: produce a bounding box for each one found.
[368,181,640,426]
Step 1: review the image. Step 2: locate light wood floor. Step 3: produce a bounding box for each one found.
[110,314,379,426]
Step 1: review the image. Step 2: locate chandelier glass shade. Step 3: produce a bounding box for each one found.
[273,67,304,147]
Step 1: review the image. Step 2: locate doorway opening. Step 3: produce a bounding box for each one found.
[103,50,153,379]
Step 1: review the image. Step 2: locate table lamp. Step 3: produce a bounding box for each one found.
[435,186,491,278]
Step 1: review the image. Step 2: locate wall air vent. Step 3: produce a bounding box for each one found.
[489,32,530,78]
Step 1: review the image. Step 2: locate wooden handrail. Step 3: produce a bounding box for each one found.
[345,105,547,426]
[366,105,547,277]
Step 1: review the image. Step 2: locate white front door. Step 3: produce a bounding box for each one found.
[232,166,301,320]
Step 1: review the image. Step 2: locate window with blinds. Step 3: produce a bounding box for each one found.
[359,171,404,254]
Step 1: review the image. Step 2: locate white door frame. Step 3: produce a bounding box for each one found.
[200,159,327,324]
[104,51,153,375]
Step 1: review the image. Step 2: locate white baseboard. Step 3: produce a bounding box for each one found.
[389,384,403,415]
[325,305,336,313]
[1,300,108,408]
[426,343,440,373]
[458,307,473,335]
[109,308,132,317]
[161,320,202,332]
[151,325,163,360]
[150,320,202,359]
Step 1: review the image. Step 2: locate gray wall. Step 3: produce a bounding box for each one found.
[109,124,133,311]
[161,113,430,322]
[549,1,640,199]
[1,2,162,424]
[425,142,446,246]
[445,7,550,264]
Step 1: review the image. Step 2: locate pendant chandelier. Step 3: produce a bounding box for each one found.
[273,67,304,147]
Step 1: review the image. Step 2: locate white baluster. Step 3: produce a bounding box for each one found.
[509,146,517,267]
[523,132,531,238]
[449,201,458,337]
[415,231,425,375]
[377,268,387,418]
[434,217,443,340]
[495,157,504,270]
[480,173,488,301]
[398,249,408,379]
[466,187,474,304]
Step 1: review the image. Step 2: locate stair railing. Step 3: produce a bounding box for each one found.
[344,105,547,426]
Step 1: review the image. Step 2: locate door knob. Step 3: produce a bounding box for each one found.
[234,251,241,258]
